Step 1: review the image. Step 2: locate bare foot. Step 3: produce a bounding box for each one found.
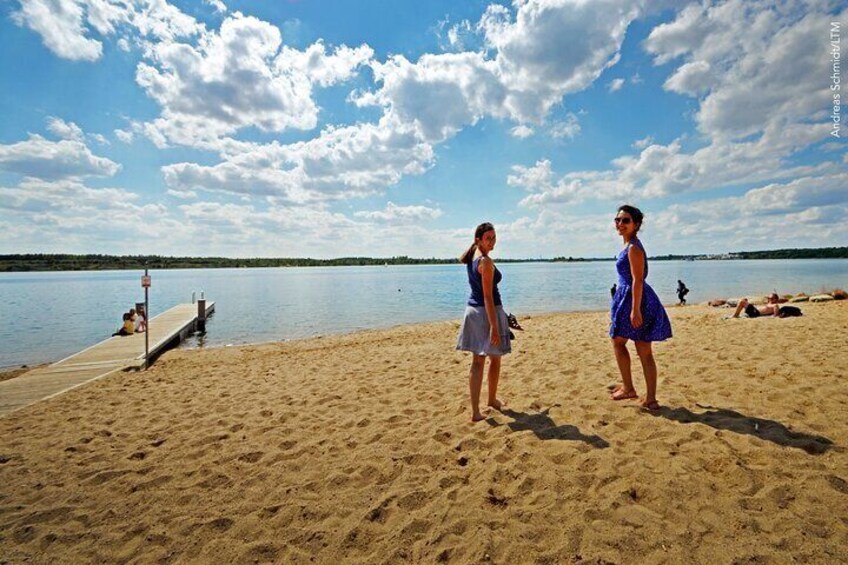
[487,399,505,411]
[610,388,638,401]
[471,413,486,422]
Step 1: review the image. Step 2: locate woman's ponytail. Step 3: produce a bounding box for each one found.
[459,222,495,264]
[459,243,477,264]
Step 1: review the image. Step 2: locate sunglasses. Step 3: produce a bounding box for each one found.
[614,217,632,225]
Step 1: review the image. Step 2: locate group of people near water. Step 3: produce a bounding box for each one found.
[454,204,808,421]
[112,307,146,337]
[455,204,672,422]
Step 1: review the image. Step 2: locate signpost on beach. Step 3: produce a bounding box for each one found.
[142,269,150,370]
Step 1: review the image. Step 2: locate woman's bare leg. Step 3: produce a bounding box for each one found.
[634,340,658,406]
[487,355,503,410]
[469,355,486,421]
[611,337,637,399]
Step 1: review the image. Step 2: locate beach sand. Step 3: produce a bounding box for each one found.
[1,302,846,564]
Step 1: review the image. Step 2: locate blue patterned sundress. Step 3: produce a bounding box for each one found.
[609,238,672,342]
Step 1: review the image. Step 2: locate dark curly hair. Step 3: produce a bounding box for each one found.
[617,204,644,233]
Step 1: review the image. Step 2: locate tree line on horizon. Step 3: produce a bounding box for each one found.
[0,247,846,272]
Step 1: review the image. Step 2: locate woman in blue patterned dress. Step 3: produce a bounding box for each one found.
[456,222,512,422]
[609,205,672,410]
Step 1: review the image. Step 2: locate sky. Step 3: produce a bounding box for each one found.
[0,0,846,259]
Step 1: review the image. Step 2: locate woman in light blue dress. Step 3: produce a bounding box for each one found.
[456,222,511,422]
[609,205,672,410]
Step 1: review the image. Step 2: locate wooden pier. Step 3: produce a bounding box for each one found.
[0,301,215,417]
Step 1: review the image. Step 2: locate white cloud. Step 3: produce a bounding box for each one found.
[46,116,85,141]
[13,0,202,62]
[204,0,226,14]
[0,135,120,181]
[549,113,581,139]
[161,116,434,203]
[354,201,442,223]
[114,128,135,143]
[632,135,654,149]
[649,173,848,250]
[510,125,535,138]
[435,17,478,52]
[480,0,640,119]
[663,60,715,95]
[645,0,845,140]
[166,188,197,199]
[509,1,845,206]
[137,13,373,146]
[512,121,841,206]
[47,117,110,146]
[0,178,139,213]
[642,3,711,66]
[357,51,505,143]
[608,78,625,92]
[149,1,648,211]
[12,0,103,61]
[508,159,554,193]
[357,0,644,143]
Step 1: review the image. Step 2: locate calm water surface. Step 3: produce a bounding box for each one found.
[1,259,846,368]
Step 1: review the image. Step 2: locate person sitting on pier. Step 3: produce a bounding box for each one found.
[112,312,135,336]
[132,308,147,333]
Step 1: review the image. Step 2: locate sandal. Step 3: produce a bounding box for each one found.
[610,388,638,401]
[507,313,524,331]
[641,400,661,411]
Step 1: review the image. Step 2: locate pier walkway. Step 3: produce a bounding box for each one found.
[0,302,214,417]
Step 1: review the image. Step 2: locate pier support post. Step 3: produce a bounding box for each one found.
[197,298,207,333]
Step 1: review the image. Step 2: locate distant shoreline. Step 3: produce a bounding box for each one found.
[1,247,846,272]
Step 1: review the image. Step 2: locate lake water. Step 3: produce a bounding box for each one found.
[1,259,846,368]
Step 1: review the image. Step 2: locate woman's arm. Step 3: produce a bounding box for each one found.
[628,244,645,328]
[479,257,501,347]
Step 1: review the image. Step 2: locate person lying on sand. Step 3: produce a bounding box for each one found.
[731,293,802,318]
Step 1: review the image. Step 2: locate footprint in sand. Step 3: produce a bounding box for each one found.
[205,517,234,532]
[130,475,172,493]
[826,474,848,495]
[86,469,131,485]
[237,451,264,463]
[260,505,282,517]
[243,544,279,562]
[13,525,37,543]
[197,473,231,489]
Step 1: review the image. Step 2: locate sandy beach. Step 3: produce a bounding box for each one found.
[1,301,846,564]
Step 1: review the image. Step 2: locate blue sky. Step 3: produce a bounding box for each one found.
[0,0,846,259]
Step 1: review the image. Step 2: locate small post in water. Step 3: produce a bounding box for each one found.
[197,290,206,333]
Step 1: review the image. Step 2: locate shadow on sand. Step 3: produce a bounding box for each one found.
[647,405,834,454]
[488,407,609,448]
